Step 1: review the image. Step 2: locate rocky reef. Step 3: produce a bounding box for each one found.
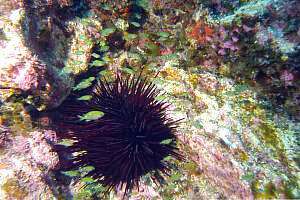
[0,0,299,199]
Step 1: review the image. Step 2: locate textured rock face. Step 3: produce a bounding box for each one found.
[0,0,299,199]
[0,7,72,110]
[0,0,97,110]
[0,0,22,16]
[0,130,59,200]
[179,133,252,199]
[0,1,99,199]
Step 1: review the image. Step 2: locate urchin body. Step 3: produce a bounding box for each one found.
[59,75,182,195]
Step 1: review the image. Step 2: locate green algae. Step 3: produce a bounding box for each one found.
[159,167,190,200]
[283,178,300,199]
[251,178,300,199]
[258,122,284,151]
[217,79,299,197]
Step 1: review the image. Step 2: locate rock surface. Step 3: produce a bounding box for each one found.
[0,0,299,199]
[0,130,59,200]
[0,0,100,110]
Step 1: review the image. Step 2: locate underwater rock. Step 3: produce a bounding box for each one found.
[0,0,299,199]
[0,125,11,149]
[179,133,253,199]
[0,1,101,110]
[0,130,59,199]
[197,0,300,120]
[0,9,71,110]
[0,0,22,16]
[154,61,299,199]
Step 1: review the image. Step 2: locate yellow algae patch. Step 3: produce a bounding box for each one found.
[188,74,199,88]
[2,178,28,200]
[233,148,249,162]
[160,65,182,81]
[218,64,230,76]
[172,86,187,97]
[0,102,33,136]
[62,18,101,75]
[192,90,209,110]
[258,121,284,151]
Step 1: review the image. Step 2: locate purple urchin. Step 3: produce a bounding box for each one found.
[58,74,183,195]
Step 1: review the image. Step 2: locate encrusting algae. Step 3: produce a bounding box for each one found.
[0,0,299,199]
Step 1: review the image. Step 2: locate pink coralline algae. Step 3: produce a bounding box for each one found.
[178,134,253,199]
[280,70,294,87]
[215,26,241,55]
[12,55,46,91]
[0,130,59,199]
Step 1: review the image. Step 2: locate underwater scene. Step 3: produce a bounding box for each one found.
[0,0,299,199]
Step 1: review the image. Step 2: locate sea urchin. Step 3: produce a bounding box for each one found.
[58,74,183,195]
